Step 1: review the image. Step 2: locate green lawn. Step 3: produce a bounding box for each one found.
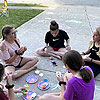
[0,9,43,38]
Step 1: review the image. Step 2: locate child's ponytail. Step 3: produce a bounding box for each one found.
[80,67,93,83]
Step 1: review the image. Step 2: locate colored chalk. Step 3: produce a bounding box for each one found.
[24,84,29,87]
[22,90,36,100]
[35,70,40,75]
[43,79,48,82]
[49,56,55,60]
[39,73,44,77]
[42,85,46,89]
[38,81,50,90]
[22,89,28,95]
[51,60,57,66]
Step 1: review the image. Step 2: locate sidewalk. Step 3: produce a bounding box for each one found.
[7,6,48,10]
[1,0,100,100]
[12,4,100,100]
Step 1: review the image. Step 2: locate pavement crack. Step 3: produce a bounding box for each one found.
[84,6,93,34]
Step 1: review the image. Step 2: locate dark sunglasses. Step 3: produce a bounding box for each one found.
[8,30,18,35]
[11,30,18,34]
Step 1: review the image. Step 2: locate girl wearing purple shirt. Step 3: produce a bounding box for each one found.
[39,50,95,100]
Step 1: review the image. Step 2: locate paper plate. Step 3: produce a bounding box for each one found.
[26,76,38,84]
[38,81,50,90]
[22,90,36,100]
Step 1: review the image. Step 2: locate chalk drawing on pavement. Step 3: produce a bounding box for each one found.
[60,24,71,29]
[65,20,82,24]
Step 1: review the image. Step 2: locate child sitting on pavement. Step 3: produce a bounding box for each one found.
[0,25,39,79]
[82,27,100,77]
[0,63,26,100]
[36,20,71,59]
[39,50,95,100]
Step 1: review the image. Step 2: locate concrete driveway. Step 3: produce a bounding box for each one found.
[1,0,100,100]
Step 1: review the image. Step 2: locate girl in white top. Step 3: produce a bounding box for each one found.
[0,25,39,79]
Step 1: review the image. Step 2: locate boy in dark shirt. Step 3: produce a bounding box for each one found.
[36,20,71,59]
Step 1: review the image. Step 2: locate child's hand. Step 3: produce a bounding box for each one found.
[56,72,64,82]
[17,47,24,54]
[14,88,27,94]
[42,47,46,51]
[83,57,91,62]
[23,46,27,52]
[4,72,12,80]
[17,46,27,55]
[42,46,49,51]
[66,46,71,51]
[6,73,13,85]
[56,72,62,77]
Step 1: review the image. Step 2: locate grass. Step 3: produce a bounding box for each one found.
[0,9,43,38]
[0,3,47,7]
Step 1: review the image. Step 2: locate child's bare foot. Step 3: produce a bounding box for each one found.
[56,55,62,60]
[28,66,37,72]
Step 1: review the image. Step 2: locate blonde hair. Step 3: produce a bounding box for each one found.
[89,40,100,56]
[96,27,100,35]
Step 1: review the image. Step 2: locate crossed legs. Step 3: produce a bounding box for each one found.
[5,56,39,79]
[36,46,69,59]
